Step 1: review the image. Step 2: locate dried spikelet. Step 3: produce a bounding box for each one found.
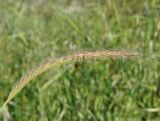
[0,50,138,112]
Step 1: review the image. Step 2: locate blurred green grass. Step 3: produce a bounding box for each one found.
[0,0,160,121]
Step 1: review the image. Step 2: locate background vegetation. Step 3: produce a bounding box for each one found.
[0,0,160,120]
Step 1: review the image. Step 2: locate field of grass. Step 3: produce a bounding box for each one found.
[0,0,160,121]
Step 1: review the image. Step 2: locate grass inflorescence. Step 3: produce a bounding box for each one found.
[0,50,138,112]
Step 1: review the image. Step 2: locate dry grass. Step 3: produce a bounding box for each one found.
[0,50,138,112]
